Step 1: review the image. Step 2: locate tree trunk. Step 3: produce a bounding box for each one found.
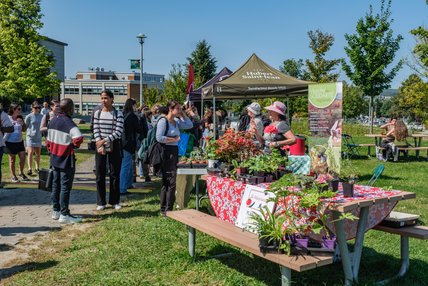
[369,96,374,134]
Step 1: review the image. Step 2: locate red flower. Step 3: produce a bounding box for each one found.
[264,125,278,134]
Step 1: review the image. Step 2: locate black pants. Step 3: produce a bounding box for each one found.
[160,145,178,212]
[380,140,393,160]
[95,140,122,206]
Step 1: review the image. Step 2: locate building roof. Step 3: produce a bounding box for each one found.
[41,36,68,46]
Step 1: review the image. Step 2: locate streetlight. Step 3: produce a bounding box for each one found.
[136,33,147,107]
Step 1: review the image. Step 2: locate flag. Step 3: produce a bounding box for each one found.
[130,59,140,69]
[185,64,194,103]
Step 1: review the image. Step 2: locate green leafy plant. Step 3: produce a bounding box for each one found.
[340,159,360,184]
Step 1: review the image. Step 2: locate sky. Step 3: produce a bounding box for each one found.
[40,0,428,88]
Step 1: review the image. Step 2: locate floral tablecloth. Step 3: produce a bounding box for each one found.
[206,175,402,240]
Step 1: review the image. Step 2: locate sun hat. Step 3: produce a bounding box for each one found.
[247,102,261,115]
[265,101,286,116]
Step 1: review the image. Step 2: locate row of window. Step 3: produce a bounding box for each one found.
[64,85,128,96]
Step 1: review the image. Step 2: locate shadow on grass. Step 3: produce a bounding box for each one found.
[0,260,58,280]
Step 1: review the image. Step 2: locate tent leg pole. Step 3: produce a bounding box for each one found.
[213,97,216,139]
[287,98,291,125]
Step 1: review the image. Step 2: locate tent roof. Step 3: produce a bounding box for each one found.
[204,53,310,99]
[189,67,233,101]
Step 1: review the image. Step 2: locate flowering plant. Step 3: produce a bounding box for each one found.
[264,125,278,134]
[210,129,260,163]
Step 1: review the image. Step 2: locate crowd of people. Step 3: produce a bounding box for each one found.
[0,92,301,223]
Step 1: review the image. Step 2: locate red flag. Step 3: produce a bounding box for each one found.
[186,64,195,98]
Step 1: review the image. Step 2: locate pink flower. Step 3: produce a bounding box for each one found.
[264,125,278,134]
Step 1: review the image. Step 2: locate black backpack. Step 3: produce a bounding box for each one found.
[143,118,169,168]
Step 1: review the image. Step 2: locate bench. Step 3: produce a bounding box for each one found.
[373,213,428,284]
[394,146,428,161]
[167,209,334,286]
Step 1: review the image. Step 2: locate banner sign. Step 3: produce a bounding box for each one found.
[130,59,140,69]
[308,82,343,176]
[235,185,275,233]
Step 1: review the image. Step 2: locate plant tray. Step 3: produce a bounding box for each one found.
[177,164,191,169]
[379,211,419,228]
[192,164,208,169]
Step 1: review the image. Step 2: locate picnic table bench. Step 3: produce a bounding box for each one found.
[167,209,334,286]
[373,212,428,284]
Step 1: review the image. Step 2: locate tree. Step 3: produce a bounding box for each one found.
[306,29,341,83]
[280,59,310,118]
[0,0,59,102]
[395,74,428,123]
[163,64,187,103]
[342,0,403,133]
[342,83,368,119]
[144,87,163,107]
[187,40,217,85]
[409,26,428,78]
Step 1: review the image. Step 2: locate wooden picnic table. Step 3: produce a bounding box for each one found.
[205,175,416,285]
[365,133,428,158]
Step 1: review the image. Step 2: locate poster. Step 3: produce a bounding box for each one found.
[235,185,276,233]
[308,82,343,176]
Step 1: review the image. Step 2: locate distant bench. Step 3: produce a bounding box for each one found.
[373,212,428,284]
[376,146,428,161]
[167,209,334,286]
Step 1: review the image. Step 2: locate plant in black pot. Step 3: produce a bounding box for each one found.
[340,160,359,197]
[249,206,294,255]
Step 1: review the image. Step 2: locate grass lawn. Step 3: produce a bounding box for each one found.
[2,123,428,286]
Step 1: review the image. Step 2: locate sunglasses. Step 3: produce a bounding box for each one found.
[34,106,41,109]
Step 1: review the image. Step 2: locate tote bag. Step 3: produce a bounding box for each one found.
[178,133,190,156]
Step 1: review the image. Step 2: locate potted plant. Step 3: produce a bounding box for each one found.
[205,139,220,169]
[189,149,207,168]
[340,160,359,197]
[249,206,294,255]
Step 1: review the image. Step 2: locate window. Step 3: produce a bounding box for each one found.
[64,85,80,94]
[105,85,128,96]
[82,85,102,95]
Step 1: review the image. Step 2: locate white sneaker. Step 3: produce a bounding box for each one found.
[51,211,61,220]
[58,214,82,224]
[113,204,122,210]
[96,205,106,211]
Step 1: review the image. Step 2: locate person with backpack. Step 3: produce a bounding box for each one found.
[93,90,124,210]
[119,98,142,195]
[156,100,193,216]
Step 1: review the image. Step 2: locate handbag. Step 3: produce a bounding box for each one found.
[38,168,53,192]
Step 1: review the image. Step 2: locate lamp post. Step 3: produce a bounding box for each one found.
[136,33,147,107]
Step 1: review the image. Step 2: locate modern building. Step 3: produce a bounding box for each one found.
[39,36,68,82]
[61,69,165,114]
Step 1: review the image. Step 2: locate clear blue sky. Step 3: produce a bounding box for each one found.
[40,0,428,88]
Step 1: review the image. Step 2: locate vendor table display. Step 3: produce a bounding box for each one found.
[206,175,408,240]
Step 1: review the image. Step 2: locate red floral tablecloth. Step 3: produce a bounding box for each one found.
[206,175,401,240]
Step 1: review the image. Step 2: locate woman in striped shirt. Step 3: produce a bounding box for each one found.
[93,90,124,210]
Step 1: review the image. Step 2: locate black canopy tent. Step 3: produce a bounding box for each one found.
[189,67,233,102]
[201,54,311,137]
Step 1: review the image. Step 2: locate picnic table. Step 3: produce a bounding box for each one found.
[205,175,416,285]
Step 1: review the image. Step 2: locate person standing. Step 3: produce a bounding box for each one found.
[25,101,43,175]
[0,103,14,187]
[4,103,28,182]
[93,90,124,210]
[156,100,193,215]
[40,100,60,136]
[46,98,84,224]
[41,101,50,116]
[246,102,264,136]
[120,98,142,195]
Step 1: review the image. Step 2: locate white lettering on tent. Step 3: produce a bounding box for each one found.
[242,70,280,80]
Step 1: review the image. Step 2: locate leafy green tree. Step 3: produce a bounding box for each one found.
[379,98,395,117]
[342,0,403,133]
[306,29,341,83]
[396,74,428,123]
[187,39,217,85]
[343,83,368,119]
[163,64,187,103]
[144,87,163,107]
[409,26,428,78]
[280,58,310,118]
[0,0,59,102]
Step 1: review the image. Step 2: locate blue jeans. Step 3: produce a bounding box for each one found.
[120,150,133,193]
[51,167,75,216]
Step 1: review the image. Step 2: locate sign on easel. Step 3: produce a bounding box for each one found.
[235,185,276,233]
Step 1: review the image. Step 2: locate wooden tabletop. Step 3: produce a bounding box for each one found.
[329,191,416,213]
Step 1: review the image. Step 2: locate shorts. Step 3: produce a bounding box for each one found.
[5,141,25,155]
[26,137,42,148]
